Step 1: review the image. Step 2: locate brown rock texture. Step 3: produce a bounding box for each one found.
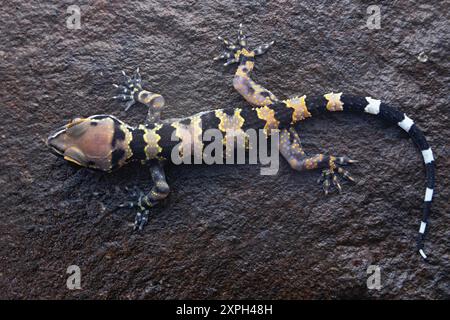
[0,1,448,299]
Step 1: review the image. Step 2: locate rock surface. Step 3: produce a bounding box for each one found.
[0,1,448,299]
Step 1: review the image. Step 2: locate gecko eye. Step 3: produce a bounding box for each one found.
[67,117,85,128]
[66,118,90,137]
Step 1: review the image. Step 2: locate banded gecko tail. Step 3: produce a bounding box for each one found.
[304,94,435,260]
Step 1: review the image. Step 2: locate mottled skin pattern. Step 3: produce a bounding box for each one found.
[47,25,435,260]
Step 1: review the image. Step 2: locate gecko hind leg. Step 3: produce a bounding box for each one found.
[280,128,357,194]
[213,23,275,66]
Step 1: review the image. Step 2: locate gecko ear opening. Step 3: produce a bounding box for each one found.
[67,117,86,128]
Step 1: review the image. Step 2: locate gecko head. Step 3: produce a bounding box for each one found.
[47,115,133,171]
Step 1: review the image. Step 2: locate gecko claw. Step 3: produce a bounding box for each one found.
[224,58,238,66]
[337,167,356,182]
[335,156,358,165]
[124,100,135,112]
[332,174,342,193]
[119,201,134,209]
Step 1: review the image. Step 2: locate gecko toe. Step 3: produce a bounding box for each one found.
[133,210,149,231]
[322,169,332,195]
[335,156,358,165]
[337,166,356,182]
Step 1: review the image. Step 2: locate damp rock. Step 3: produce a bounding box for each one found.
[0,1,448,299]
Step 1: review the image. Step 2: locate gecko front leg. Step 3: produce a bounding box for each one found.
[121,160,170,230]
[113,68,166,124]
[214,24,277,107]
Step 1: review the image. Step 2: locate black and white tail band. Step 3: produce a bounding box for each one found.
[363,96,435,260]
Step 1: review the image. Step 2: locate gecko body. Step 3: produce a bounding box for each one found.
[47,25,435,260]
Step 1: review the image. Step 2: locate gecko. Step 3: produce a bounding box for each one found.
[47,25,435,260]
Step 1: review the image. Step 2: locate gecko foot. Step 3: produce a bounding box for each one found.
[317,156,357,195]
[112,68,143,111]
[134,209,149,231]
[213,23,275,66]
[119,188,153,231]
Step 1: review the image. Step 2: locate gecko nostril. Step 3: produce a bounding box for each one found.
[47,125,68,155]
[47,136,64,155]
